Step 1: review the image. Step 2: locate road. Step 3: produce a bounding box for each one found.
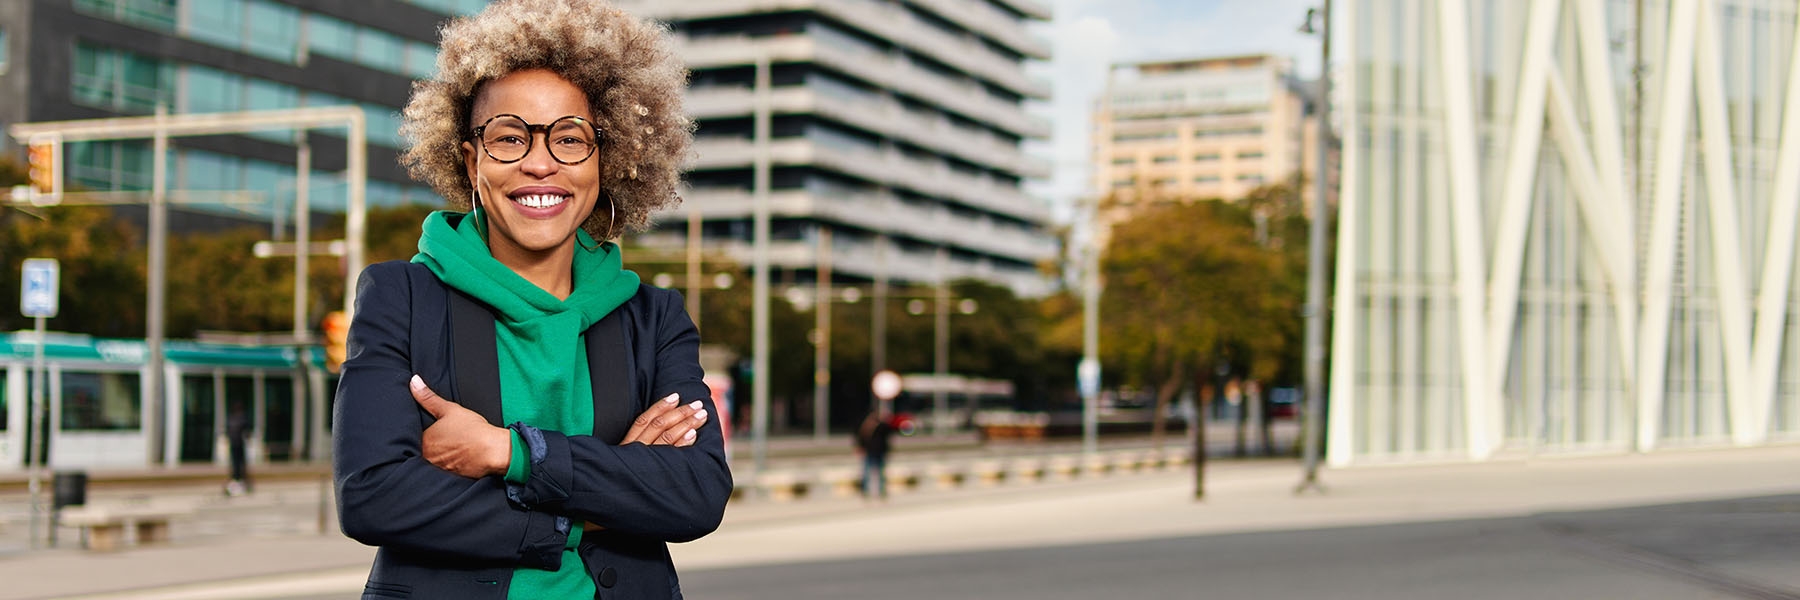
[680,494,1800,600]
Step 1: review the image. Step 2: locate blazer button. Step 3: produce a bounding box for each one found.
[599,566,618,588]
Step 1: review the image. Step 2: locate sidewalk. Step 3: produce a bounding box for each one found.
[6,441,1797,599]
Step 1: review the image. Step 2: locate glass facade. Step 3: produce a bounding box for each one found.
[79,0,440,79]
[1332,0,1800,464]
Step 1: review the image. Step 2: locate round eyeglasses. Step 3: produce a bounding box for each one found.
[471,114,601,165]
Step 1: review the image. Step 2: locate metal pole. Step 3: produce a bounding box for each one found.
[1082,212,1101,456]
[27,316,45,548]
[814,225,832,441]
[933,247,950,436]
[149,104,169,467]
[294,136,311,342]
[1298,0,1333,493]
[343,110,367,320]
[872,234,888,379]
[687,209,703,332]
[750,54,772,479]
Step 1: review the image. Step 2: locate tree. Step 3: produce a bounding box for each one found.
[1100,193,1302,451]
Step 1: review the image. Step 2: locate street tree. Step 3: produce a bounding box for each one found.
[1100,192,1301,451]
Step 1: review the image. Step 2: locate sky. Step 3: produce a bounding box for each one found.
[1025,0,1324,222]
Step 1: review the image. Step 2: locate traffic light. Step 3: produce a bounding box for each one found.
[26,141,58,198]
[322,310,349,373]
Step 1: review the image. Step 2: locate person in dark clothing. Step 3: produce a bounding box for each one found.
[855,411,896,501]
[225,405,250,497]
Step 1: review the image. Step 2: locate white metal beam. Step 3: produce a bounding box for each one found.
[1437,0,1498,459]
[1639,0,1701,452]
[1574,0,1638,385]
[1749,1,1800,444]
[1546,68,1634,337]
[1327,0,1363,467]
[1486,0,1563,410]
[1692,0,1758,445]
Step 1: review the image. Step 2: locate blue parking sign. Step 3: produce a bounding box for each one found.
[21,258,58,318]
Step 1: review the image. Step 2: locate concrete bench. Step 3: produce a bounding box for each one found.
[1007,458,1046,483]
[883,465,919,494]
[818,466,863,498]
[924,463,967,490]
[969,460,1008,486]
[1045,455,1082,481]
[59,503,192,552]
[754,471,811,502]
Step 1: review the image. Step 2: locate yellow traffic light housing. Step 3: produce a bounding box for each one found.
[24,137,61,205]
[322,310,350,373]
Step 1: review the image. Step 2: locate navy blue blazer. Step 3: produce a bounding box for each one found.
[333,260,732,599]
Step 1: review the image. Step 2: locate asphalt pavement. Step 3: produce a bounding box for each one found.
[1,430,1797,600]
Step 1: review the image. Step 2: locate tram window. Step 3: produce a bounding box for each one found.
[0,370,7,431]
[60,372,143,431]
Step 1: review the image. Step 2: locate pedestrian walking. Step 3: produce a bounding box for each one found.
[224,403,250,497]
[856,410,897,501]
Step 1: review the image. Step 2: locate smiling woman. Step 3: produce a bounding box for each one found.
[331,2,731,599]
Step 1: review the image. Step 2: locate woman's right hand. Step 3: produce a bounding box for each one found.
[620,393,708,447]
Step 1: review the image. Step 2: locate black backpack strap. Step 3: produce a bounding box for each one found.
[584,310,632,441]
[447,288,505,427]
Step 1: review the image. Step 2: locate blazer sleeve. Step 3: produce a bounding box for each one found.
[505,288,734,543]
[333,262,568,568]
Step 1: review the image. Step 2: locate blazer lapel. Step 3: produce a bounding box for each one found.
[447,289,505,427]
[585,311,632,442]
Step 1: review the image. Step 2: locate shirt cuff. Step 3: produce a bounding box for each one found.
[504,428,530,484]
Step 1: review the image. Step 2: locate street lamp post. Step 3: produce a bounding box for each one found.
[1297,1,1333,494]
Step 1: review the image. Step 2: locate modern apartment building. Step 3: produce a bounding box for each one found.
[614,0,1058,297]
[1331,0,1800,465]
[0,0,487,216]
[1091,54,1313,228]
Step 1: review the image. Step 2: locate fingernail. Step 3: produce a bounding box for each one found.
[663,393,680,404]
[688,401,703,410]
[682,430,696,441]
[410,375,425,391]
[694,409,708,421]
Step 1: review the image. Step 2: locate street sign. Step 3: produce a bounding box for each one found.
[872,369,903,401]
[1077,357,1101,399]
[20,258,58,318]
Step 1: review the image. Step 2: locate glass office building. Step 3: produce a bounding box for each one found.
[0,0,492,215]
[1331,0,1800,464]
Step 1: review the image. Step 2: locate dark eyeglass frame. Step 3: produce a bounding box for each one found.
[470,114,602,165]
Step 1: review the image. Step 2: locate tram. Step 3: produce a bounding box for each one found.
[0,331,332,471]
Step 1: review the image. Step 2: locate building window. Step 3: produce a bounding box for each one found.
[1194,153,1220,162]
[74,0,177,32]
[1112,177,1135,188]
[72,43,175,113]
[1111,157,1135,165]
[1152,155,1178,164]
[186,0,245,49]
[0,27,7,75]
[1113,130,1178,143]
[1196,126,1263,138]
[1237,151,1265,160]
[1195,175,1221,184]
[244,0,301,62]
[1237,174,1265,184]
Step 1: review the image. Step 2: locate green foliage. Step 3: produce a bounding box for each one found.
[0,205,147,336]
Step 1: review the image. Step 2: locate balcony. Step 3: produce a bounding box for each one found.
[616,0,1050,60]
[664,187,1057,265]
[689,136,1051,224]
[817,0,1049,99]
[686,85,1050,179]
[698,236,1052,296]
[677,35,1051,139]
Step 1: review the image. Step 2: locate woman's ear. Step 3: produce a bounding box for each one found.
[461,140,479,186]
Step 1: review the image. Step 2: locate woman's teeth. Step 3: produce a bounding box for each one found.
[514,194,567,209]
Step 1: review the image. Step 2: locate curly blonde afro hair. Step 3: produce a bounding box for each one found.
[400,0,692,239]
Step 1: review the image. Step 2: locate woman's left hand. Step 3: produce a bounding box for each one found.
[410,374,511,478]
